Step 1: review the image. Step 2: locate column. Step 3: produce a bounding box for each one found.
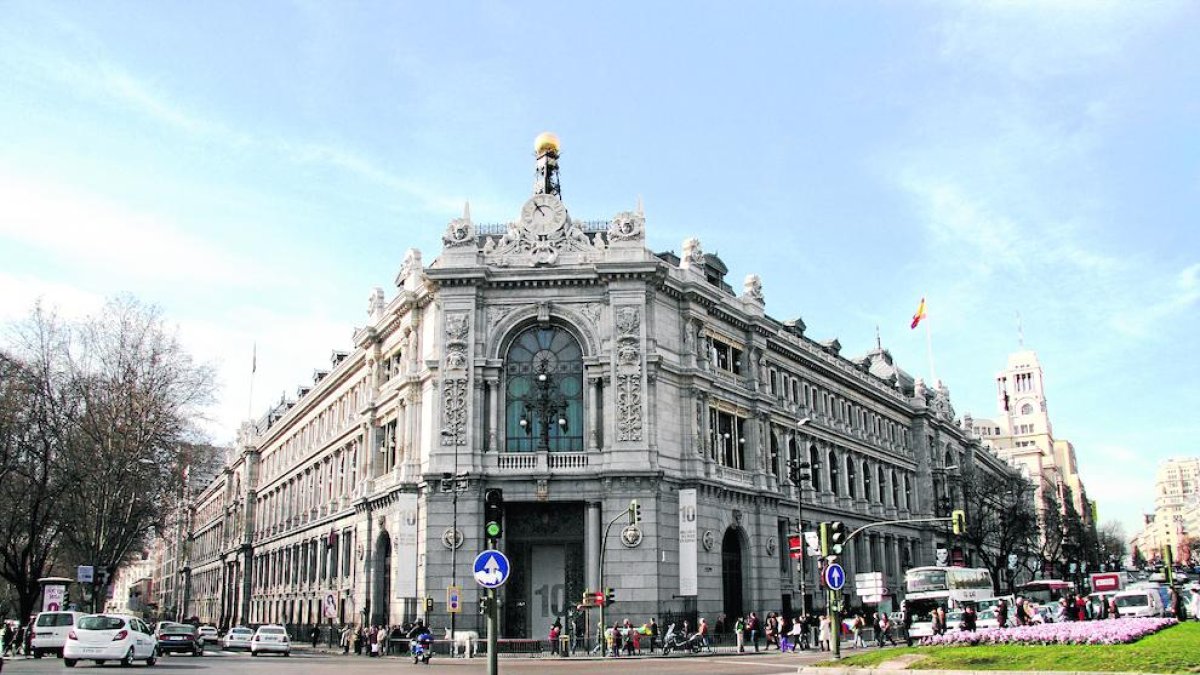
[487,376,500,452]
[585,374,599,452]
[585,502,601,592]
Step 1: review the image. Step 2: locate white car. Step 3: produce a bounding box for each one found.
[62,614,157,668]
[197,625,219,644]
[221,626,254,651]
[250,624,290,656]
[30,611,86,658]
[1113,589,1165,618]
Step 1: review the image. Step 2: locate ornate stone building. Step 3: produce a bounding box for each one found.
[177,135,1009,635]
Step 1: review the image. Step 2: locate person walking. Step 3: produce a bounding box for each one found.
[818,614,831,652]
[339,624,351,654]
[788,616,805,652]
[734,616,746,652]
[649,617,659,653]
[901,602,914,646]
[1190,587,1200,621]
[697,617,712,652]
[549,619,561,655]
[963,606,978,632]
[851,613,865,648]
[878,612,896,647]
[996,599,1009,628]
[747,612,761,652]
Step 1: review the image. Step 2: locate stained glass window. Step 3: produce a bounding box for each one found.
[505,327,584,452]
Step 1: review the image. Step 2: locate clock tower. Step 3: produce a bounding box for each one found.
[533,132,561,198]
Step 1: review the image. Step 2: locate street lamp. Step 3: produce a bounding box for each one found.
[440,428,469,648]
[788,417,814,612]
[518,360,569,451]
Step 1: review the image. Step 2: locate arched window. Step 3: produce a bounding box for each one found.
[878,466,886,504]
[891,469,899,507]
[847,457,858,498]
[769,433,780,478]
[809,445,821,492]
[1020,402,1033,415]
[863,461,872,502]
[505,326,584,452]
[828,450,840,496]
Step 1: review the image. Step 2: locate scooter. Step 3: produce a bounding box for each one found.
[411,632,433,665]
[660,624,702,655]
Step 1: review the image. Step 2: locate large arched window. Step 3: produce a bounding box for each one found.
[809,445,821,492]
[847,457,857,498]
[828,450,840,496]
[505,326,584,452]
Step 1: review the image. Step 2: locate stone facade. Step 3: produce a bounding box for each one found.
[172,138,1014,636]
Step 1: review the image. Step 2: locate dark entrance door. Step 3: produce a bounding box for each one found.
[721,528,744,620]
[373,531,392,625]
[502,502,585,638]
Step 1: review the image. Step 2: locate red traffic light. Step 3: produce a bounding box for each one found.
[788,535,803,560]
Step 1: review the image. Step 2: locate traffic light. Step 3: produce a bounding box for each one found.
[819,522,830,556]
[951,509,966,535]
[828,521,846,556]
[605,588,615,607]
[628,499,641,525]
[424,597,434,612]
[788,534,803,560]
[483,489,504,542]
[480,596,492,614]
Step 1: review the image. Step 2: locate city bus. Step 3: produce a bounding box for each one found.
[904,567,994,638]
[1016,579,1074,605]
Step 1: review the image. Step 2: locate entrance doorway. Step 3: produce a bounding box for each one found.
[721,528,744,620]
[373,531,392,625]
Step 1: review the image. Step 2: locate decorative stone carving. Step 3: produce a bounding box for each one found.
[766,536,777,556]
[368,287,385,320]
[443,313,470,371]
[441,378,467,444]
[682,237,706,269]
[395,248,423,286]
[486,306,509,334]
[484,194,604,267]
[608,210,645,242]
[743,274,764,304]
[578,303,601,326]
[702,530,716,552]
[441,528,464,549]
[442,214,475,248]
[620,524,644,548]
[931,380,956,422]
[613,306,643,442]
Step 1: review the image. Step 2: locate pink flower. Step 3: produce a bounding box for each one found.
[918,618,1177,647]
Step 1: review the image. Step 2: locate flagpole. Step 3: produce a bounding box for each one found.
[248,342,257,419]
[924,309,938,384]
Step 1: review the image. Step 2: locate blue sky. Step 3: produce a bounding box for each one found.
[1,1,1197,540]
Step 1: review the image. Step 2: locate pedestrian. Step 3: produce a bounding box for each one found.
[818,614,831,651]
[376,625,387,656]
[851,613,865,648]
[765,612,778,650]
[734,616,746,652]
[932,607,946,636]
[549,619,561,655]
[788,616,805,652]
[310,625,320,648]
[2,622,13,658]
[996,599,1009,628]
[747,612,760,652]
[649,617,659,653]
[963,605,977,632]
[1109,597,1120,620]
[901,602,913,647]
[697,617,711,652]
[878,612,896,647]
[1190,587,1200,621]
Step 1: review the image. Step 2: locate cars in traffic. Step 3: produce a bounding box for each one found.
[250,624,290,656]
[30,611,85,658]
[196,625,219,645]
[62,614,157,668]
[221,626,254,651]
[1113,589,1166,618]
[155,622,202,656]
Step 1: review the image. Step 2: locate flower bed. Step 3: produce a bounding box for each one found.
[920,618,1178,646]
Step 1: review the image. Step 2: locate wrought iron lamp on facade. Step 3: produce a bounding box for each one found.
[518,359,569,451]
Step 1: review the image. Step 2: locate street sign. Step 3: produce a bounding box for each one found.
[472,550,511,589]
[323,592,338,619]
[824,563,846,590]
[77,566,94,584]
[804,531,820,556]
[447,585,462,613]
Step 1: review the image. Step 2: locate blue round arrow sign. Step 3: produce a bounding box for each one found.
[473,549,511,589]
[824,562,846,590]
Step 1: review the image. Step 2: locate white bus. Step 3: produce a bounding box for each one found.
[904,566,994,638]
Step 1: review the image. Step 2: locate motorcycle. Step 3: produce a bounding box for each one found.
[660,624,702,655]
[411,632,433,665]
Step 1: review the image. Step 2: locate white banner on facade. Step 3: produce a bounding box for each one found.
[679,489,698,596]
[395,492,419,598]
[531,545,566,628]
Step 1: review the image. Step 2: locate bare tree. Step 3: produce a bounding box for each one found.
[55,297,216,607]
[958,469,1039,593]
[0,298,216,615]
[0,306,77,620]
[1096,520,1127,571]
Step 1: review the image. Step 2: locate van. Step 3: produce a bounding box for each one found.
[1112,589,1164,618]
[30,611,85,658]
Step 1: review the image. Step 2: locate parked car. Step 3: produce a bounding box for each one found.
[62,614,157,668]
[30,611,86,658]
[250,624,290,656]
[1113,589,1165,618]
[196,625,219,644]
[221,626,254,651]
[155,623,202,656]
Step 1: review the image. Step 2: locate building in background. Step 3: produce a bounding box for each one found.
[1131,458,1200,565]
[157,135,1022,636]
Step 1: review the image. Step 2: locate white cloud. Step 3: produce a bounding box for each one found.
[0,272,106,323]
[0,172,275,287]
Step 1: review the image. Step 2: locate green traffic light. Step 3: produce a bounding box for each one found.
[486,521,501,538]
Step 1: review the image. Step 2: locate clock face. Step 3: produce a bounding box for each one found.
[521,194,566,235]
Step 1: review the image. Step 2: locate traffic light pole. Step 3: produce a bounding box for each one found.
[486,587,498,675]
[598,501,637,649]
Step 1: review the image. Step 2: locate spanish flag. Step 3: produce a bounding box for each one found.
[910,297,927,329]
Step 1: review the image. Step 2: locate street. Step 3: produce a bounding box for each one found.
[0,648,821,675]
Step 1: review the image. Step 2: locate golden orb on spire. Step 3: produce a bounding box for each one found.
[534,132,560,155]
